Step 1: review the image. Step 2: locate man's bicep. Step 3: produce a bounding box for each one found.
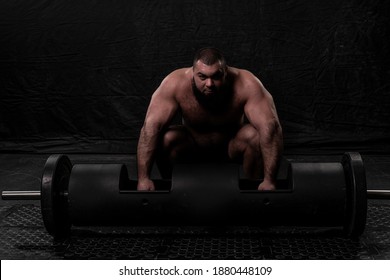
[144,86,178,128]
[245,90,277,125]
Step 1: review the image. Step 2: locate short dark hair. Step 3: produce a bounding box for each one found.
[193,47,227,69]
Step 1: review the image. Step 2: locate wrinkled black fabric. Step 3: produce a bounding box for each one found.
[0,0,389,154]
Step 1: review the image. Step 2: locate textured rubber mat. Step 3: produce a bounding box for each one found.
[1,202,390,259]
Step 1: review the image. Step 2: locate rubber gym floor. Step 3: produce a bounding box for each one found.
[1,153,389,260]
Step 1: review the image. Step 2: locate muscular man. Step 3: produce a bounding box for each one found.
[137,47,283,191]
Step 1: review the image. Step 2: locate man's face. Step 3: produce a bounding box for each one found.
[193,60,226,97]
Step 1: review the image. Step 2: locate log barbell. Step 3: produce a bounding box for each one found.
[2,152,389,238]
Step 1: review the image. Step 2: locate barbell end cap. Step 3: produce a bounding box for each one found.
[342,152,367,238]
[41,154,73,238]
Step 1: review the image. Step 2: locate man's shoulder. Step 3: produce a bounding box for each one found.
[165,67,191,80]
[229,67,262,93]
[156,67,191,98]
[229,67,259,82]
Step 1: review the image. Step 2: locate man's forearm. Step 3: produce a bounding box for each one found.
[137,125,160,181]
[260,122,283,182]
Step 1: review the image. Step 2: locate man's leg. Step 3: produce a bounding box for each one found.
[228,124,263,179]
[156,125,197,178]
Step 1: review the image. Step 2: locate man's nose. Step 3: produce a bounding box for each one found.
[205,78,214,87]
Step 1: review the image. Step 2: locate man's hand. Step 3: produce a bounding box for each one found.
[258,179,276,191]
[137,178,156,191]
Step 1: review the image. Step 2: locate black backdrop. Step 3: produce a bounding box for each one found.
[1,0,389,154]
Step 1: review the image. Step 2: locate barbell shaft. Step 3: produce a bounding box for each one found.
[2,189,390,200]
[367,190,390,199]
[1,190,41,200]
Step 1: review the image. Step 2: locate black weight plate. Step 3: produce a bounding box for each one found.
[342,152,367,237]
[41,154,72,237]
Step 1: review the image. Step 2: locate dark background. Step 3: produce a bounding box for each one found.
[1,0,389,155]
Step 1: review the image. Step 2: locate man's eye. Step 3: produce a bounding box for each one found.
[212,73,222,80]
[199,75,206,80]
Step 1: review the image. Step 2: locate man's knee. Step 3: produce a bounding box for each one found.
[160,126,194,162]
[162,127,184,149]
[240,125,260,148]
[229,124,261,158]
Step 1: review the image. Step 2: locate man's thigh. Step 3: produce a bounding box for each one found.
[161,125,232,163]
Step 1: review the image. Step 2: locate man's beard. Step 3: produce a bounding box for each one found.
[191,78,228,111]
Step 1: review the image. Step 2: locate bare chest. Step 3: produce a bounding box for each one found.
[178,93,244,132]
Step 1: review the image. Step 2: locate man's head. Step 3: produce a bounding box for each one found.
[192,47,228,97]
